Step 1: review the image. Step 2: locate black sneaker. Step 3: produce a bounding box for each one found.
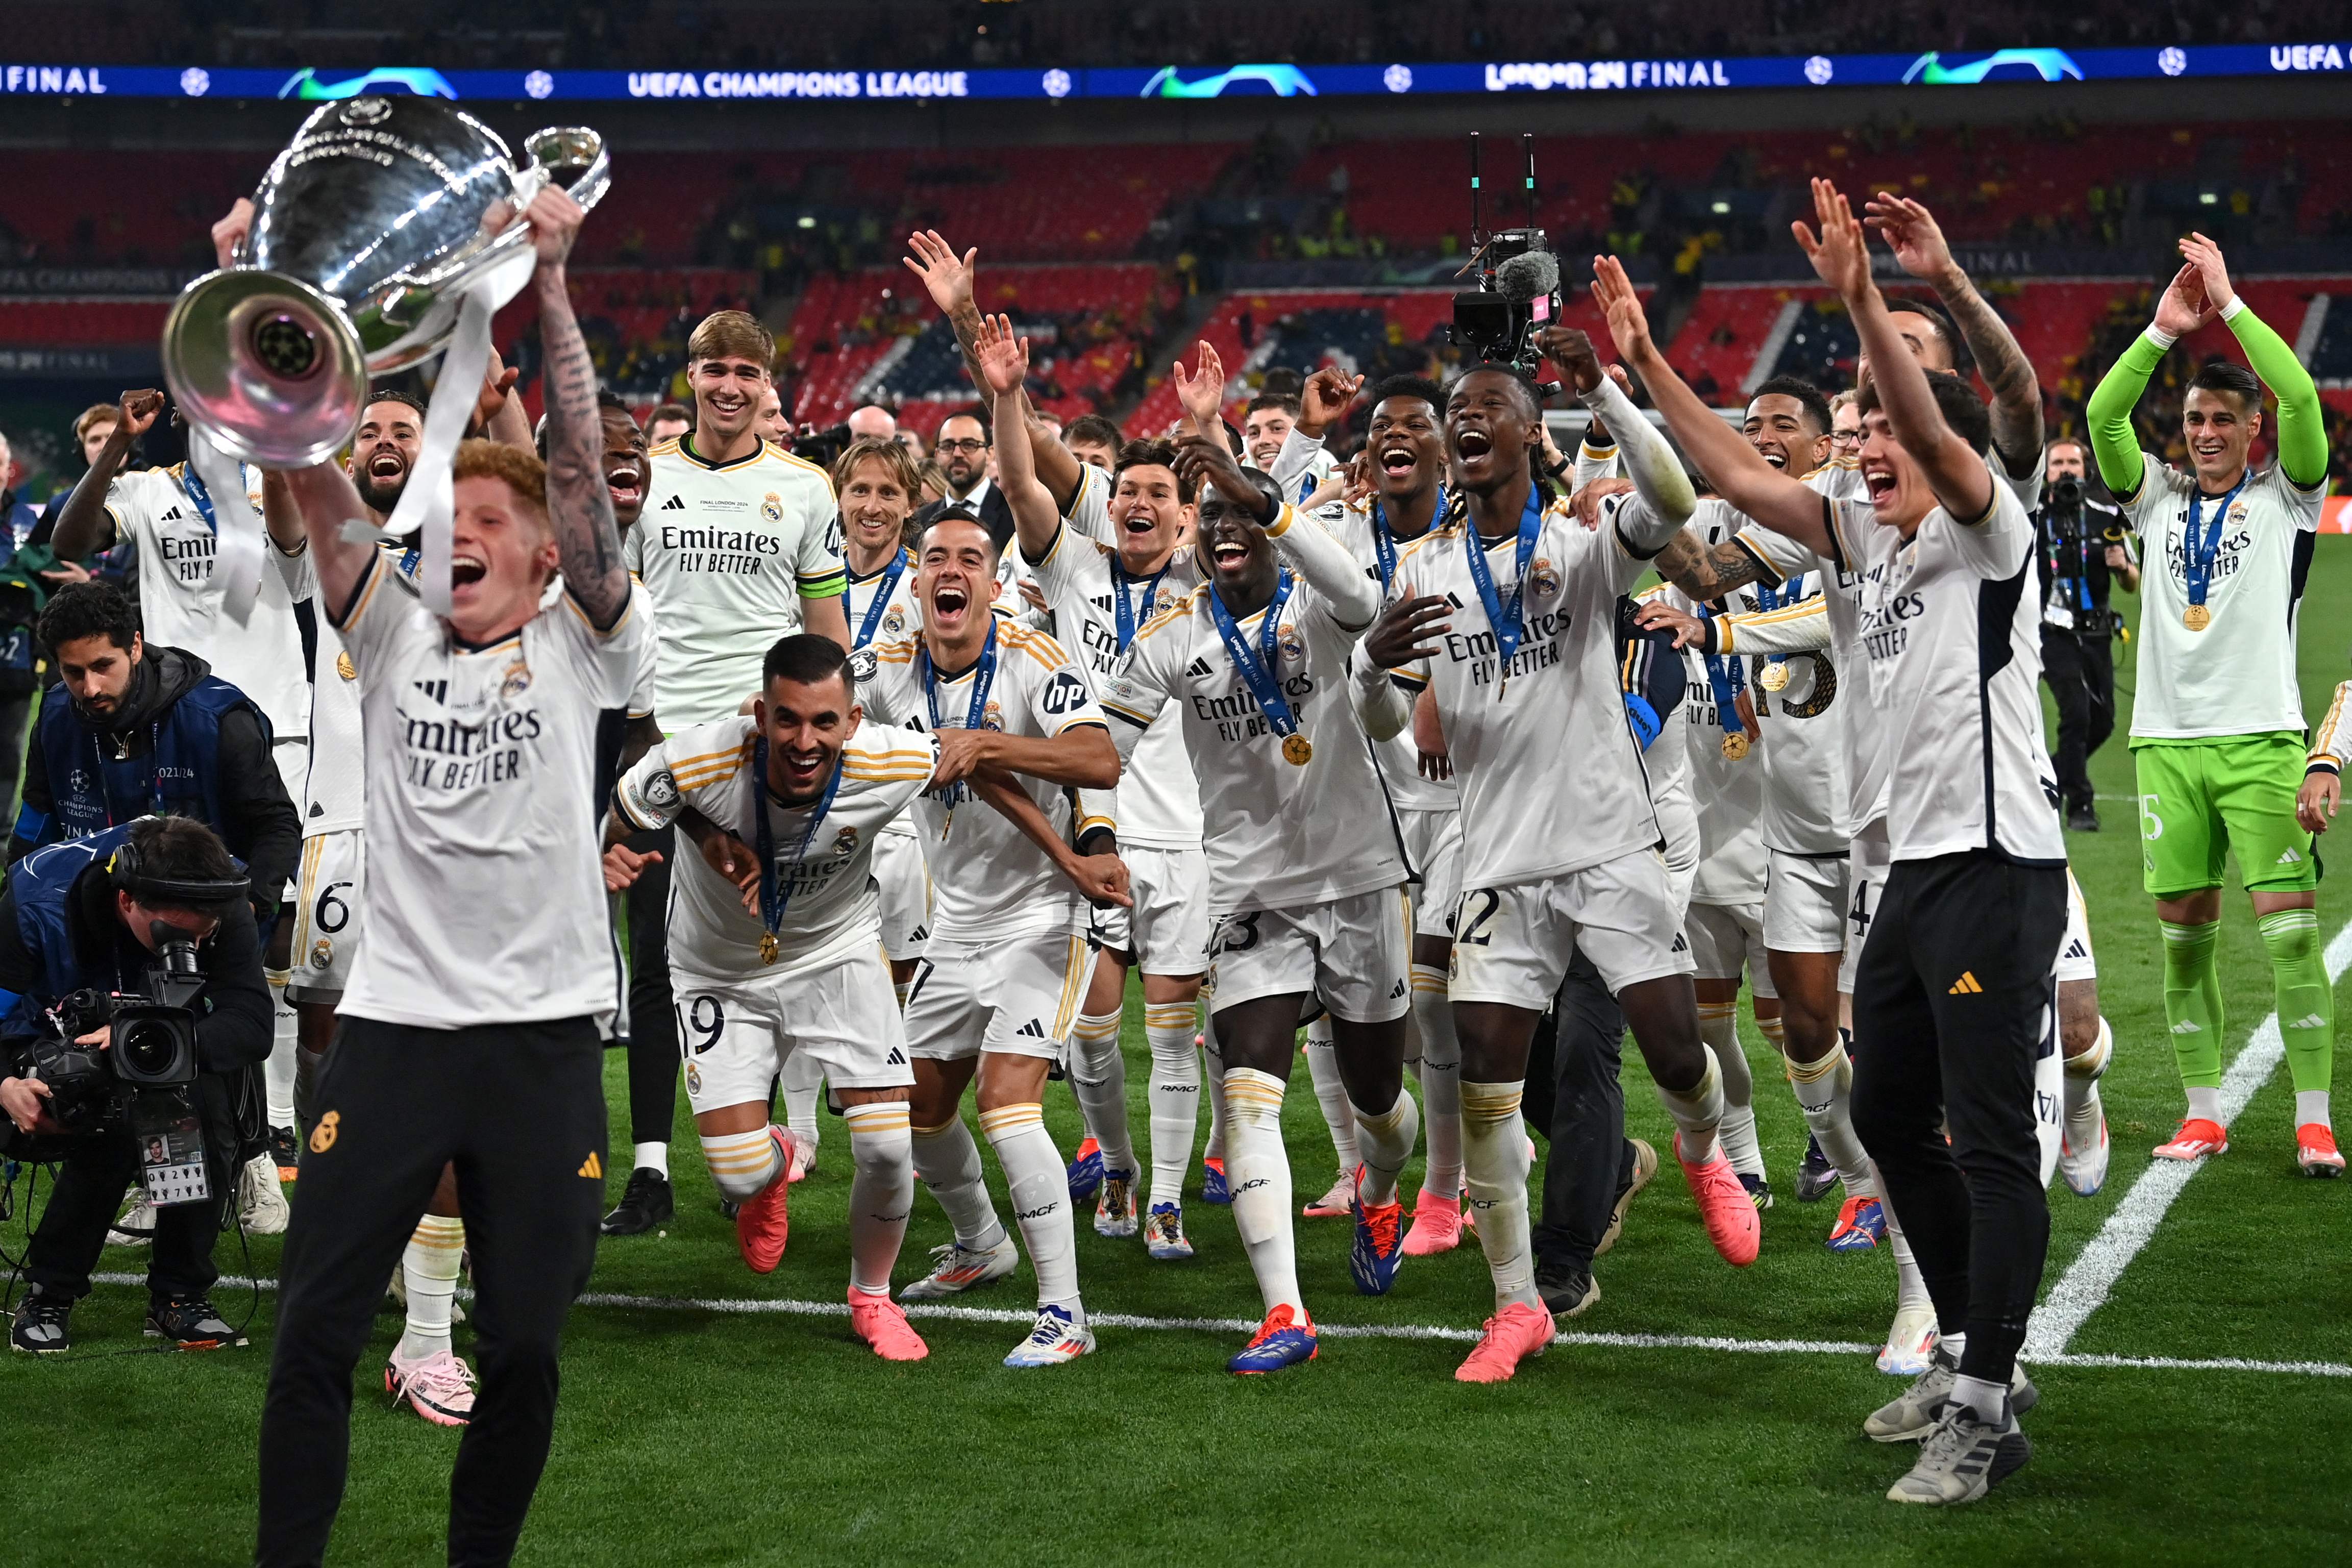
[1534,1261,1599,1318]
[268,1123,302,1182]
[2066,803,2100,833]
[1739,1172,1774,1211]
[144,1295,245,1350]
[1796,1134,1839,1203]
[717,1197,741,1221]
[9,1290,72,1354]
[601,1166,674,1235]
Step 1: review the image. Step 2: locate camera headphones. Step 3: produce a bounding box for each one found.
[106,837,251,908]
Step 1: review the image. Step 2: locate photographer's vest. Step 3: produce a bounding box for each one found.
[0,825,131,1032]
[29,675,263,844]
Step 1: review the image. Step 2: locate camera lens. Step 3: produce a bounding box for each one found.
[117,1021,178,1078]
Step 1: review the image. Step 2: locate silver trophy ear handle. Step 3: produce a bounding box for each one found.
[519,127,610,216]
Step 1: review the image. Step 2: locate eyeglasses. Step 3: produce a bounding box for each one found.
[1828,430,1864,446]
[935,437,989,454]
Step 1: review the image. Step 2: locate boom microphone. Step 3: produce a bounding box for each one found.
[1496,248,1560,304]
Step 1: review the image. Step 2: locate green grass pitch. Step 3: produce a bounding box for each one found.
[9,545,2352,1566]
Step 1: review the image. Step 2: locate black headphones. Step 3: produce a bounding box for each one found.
[107,834,251,908]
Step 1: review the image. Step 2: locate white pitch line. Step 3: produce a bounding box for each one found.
[95,1274,2351,1376]
[2023,917,2352,1360]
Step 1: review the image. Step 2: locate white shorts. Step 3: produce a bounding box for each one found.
[1449,850,1695,1008]
[1686,899,1776,997]
[874,831,931,963]
[1204,887,1411,1025]
[673,946,913,1112]
[287,829,362,1003]
[904,930,1094,1062]
[1765,849,1850,955]
[2054,866,2097,985]
[1092,845,1214,977]
[1397,807,1463,941]
[1839,819,1892,995]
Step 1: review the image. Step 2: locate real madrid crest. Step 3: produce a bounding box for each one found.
[762,491,784,523]
[500,659,532,699]
[310,939,333,969]
[833,825,858,857]
[1530,557,1562,599]
[883,606,907,635]
[983,699,1005,732]
[1277,623,1306,665]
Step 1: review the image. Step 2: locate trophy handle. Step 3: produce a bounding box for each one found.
[518,127,611,215]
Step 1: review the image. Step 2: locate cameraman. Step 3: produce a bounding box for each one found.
[1,815,273,1353]
[2037,439,2138,831]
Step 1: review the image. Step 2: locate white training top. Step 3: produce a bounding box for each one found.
[629,436,846,729]
[1024,521,1204,851]
[1099,505,1399,917]
[104,462,309,741]
[2117,453,2324,740]
[333,557,654,1027]
[616,716,935,976]
[858,621,1105,943]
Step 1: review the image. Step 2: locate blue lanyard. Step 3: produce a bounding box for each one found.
[1110,556,1170,653]
[1750,569,1803,677]
[1368,490,1444,594]
[852,552,909,649]
[751,735,843,948]
[1697,606,1747,739]
[1204,567,1301,741]
[2183,469,2250,610]
[1459,484,1544,693]
[919,619,997,808]
[179,460,246,537]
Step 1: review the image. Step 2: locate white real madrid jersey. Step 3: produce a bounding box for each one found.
[105,463,309,740]
[334,557,654,1027]
[616,716,935,976]
[629,437,847,728]
[845,550,925,842]
[858,622,1106,942]
[1640,580,1768,905]
[1315,495,1459,816]
[1023,521,1204,850]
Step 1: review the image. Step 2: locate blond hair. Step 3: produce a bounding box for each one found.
[686,309,775,374]
[453,437,550,531]
[73,403,118,443]
[831,436,924,503]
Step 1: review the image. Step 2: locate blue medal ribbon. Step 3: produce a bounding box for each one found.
[1697,604,1748,746]
[179,459,248,537]
[2182,469,2250,613]
[751,734,844,960]
[1109,556,1170,653]
[852,552,909,649]
[1750,569,1803,680]
[1459,483,1545,694]
[919,618,998,813]
[1367,489,1444,595]
[1205,567,1302,747]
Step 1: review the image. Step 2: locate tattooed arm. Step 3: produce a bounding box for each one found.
[1650,529,1779,601]
[1864,193,2042,478]
[526,186,629,628]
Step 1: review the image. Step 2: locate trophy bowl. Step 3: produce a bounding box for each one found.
[162,97,608,468]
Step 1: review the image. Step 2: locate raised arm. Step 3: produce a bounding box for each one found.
[2089,261,2213,498]
[1175,435,1378,628]
[1588,257,1829,556]
[50,389,160,560]
[977,314,1060,563]
[2182,232,2329,490]
[1276,366,1360,490]
[1864,192,2041,477]
[903,230,1083,513]
[1170,342,1226,443]
[1542,328,1695,552]
[1805,181,1989,522]
[525,186,629,627]
[280,461,381,618]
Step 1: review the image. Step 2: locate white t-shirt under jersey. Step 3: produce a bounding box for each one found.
[616,716,935,976]
[104,462,309,740]
[333,556,654,1026]
[2117,454,2324,740]
[629,436,846,728]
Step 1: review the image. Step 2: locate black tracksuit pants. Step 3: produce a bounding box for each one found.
[256,1016,607,1568]
[623,826,679,1151]
[2040,627,2116,813]
[1523,951,1638,1276]
[1850,851,2065,1389]
[24,1073,237,1304]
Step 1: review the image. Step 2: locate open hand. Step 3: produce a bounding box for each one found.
[1173,434,1271,521]
[930,726,996,788]
[903,230,978,317]
[1567,474,1634,531]
[1793,178,1872,302]
[1633,599,1707,649]
[696,832,760,908]
[2178,231,2237,314]
[1299,365,1362,436]
[975,313,1030,397]
[1363,593,1452,669]
[1863,192,1952,282]
[1588,256,1655,362]
[1171,340,1226,430]
[2152,262,2216,339]
[0,1074,53,1135]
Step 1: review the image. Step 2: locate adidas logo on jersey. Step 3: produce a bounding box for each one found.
[1186,657,1215,679]
[2291,1013,2330,1030]
[660,493,687,510]
[2170,1019,2203,1034]
[159,506,184,522]
[1389,978,1407,1000]
[412,678,448,704]
[1016,1019,1047,1038]
[2062,940,2088,959]
[1670,932,1689,953]
[886,1047,906,1065]
[1947,971,1983,995]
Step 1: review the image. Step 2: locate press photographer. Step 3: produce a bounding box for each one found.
[2,815,273,1354]
[2037,439,2138,831]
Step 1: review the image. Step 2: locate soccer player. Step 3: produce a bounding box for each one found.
[2087,233,2339,1175]
[257,184,654,1563]
[1098,433,1412,1373]
[981,320,1212,1257]
[858,510,1127,1367]
[1618,181,2061,1504]
[1350,333,1754,1384]
[605,309,850,1235]
[605,634,935,1359]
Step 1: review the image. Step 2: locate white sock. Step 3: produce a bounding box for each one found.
[2296,1089,2332,1127]
[893,976,912,1011]
[632,1140,670,1180]
[1880,1173,1932,1312]
[397,1213,464,1360]
[1202,1021,1230,1162]
[2186,1085,2222,1123]
[1460,1080,1538,1310]
[1352,1085,1419,1209]
[701,1125,783,1203]
[781,1051,824,1147]
[1304,1019,1358,1176]
[1701,1002,1765,1180]
[1068,1008,1134,1176]
[980,1102,1080,1313]
[1787,1040,1876,1198]
[2035,1038,2065,1188]
[265,969,299,1128]
[842,1101,913,1296]
[910,1116,1005,1250]
[1950,1372,2008,1423]
[1410,964,1463,1199]
[2065,1016,2113,1127]
[1656,1046,1728,1169]
[1223,1068,1303,1314]
[1144,1000,1201,1210]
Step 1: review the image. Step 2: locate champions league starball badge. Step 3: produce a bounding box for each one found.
[1721,732,1751,760]
[1282,733,1313,765]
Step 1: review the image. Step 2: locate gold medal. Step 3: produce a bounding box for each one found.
[2183,604,2212,632]
[1281,733,1313,766]
[759,932,779,966]
[1756,661,1789,692]
[335,650,356,682]
[1721,732,1751,761]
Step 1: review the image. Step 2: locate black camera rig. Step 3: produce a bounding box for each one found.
[1448,132,1566,385]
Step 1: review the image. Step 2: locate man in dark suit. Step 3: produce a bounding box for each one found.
[913,409,1016,557]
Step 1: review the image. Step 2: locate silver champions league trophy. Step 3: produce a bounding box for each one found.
[158,96,608,616]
